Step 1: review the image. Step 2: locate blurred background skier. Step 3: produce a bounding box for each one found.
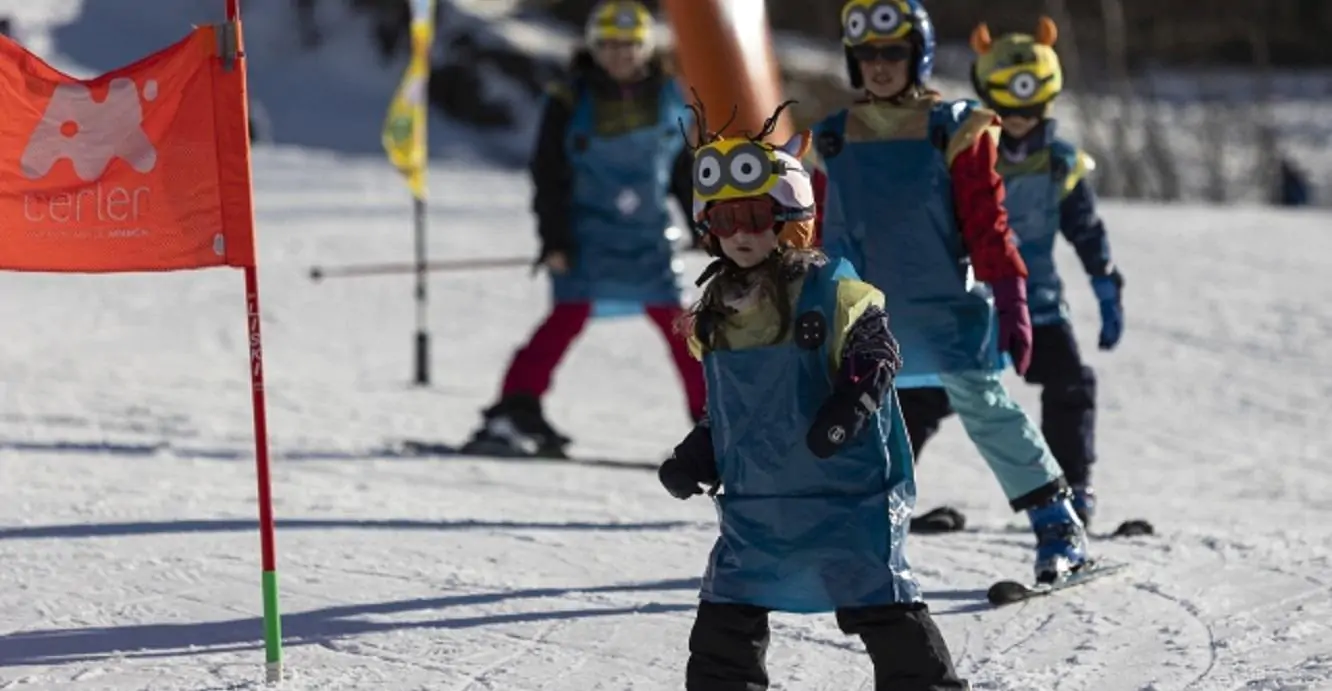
[899,16,1125,531]
[807,0,1089,583]
[463,0,705,458]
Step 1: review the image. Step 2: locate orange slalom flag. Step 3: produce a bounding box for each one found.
[0,24,256,273]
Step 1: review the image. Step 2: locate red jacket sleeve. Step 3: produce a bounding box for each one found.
[949,132,1028,281]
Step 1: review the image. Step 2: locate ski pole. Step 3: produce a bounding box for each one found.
[309,256,534,281]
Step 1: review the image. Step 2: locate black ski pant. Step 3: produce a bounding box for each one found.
[685,600,968,690]
[899,321,1097,487]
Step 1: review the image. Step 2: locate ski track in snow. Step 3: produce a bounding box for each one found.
[1,2,1332,689]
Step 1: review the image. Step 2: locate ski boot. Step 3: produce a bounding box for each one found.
[460,393,571,459]
[1071,484,1096,528]
[1026,490,1090,584]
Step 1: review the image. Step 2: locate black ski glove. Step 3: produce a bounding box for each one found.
[807,388,879,459]
[658,423,719,499]
[658,455,708,499]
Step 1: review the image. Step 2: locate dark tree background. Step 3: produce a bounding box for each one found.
[536,0,1332,70]
[334,0,1329,204]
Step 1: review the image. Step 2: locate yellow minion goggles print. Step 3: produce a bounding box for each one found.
[587,1,651,45]
[980,64,1059,108]
[693,139,796,203]
[841,0,913,46]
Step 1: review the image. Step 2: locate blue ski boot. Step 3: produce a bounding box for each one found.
[1071,484,1096,528]
[1027,491,1090,583]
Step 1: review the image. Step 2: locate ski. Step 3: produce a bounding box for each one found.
[391,439,661,471]
[986,559,1129,607]
[983,519,1156,540]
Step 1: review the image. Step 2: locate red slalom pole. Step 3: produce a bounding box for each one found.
[247,269,282,684]
[226,0,284,683]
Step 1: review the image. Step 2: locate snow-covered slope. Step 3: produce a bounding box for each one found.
[2,3,1332,690]
[1,140,1331,691]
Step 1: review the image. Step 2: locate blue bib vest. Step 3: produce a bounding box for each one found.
[815,100,1003,388]
[699,258,920,613]
[553,79,690,313]
[997,139,1079,325]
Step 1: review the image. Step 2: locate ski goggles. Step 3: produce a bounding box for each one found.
[592,38,646,53]
[848,42,912,63]
[701,198,813,239]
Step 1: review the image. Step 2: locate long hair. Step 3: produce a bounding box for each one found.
[674,95,816,352]
[676,248,827,354]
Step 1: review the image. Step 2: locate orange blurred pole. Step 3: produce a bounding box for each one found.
[661,0,793,140]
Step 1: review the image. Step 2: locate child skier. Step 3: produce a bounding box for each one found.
[463,0,705,457]
[807,0,1089,583]
[658,101,969,691]
[899,17,1125,529]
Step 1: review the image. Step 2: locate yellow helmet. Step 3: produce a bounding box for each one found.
[969,16,1064,115]
[585,0,654,47]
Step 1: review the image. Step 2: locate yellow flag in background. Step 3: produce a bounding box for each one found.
[382,0,437,200]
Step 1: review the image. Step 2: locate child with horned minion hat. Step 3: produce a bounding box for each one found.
[657,99,969,691]
[900,17,1125,530]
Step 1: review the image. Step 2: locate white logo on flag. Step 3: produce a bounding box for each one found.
[20,78,158,182]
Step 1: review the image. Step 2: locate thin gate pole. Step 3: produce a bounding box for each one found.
[226,0,284,683]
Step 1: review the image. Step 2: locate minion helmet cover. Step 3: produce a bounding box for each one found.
[680,96,815,250]
[840,0,936,86]
[585,0,654,49]
[969,17,1064,112]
